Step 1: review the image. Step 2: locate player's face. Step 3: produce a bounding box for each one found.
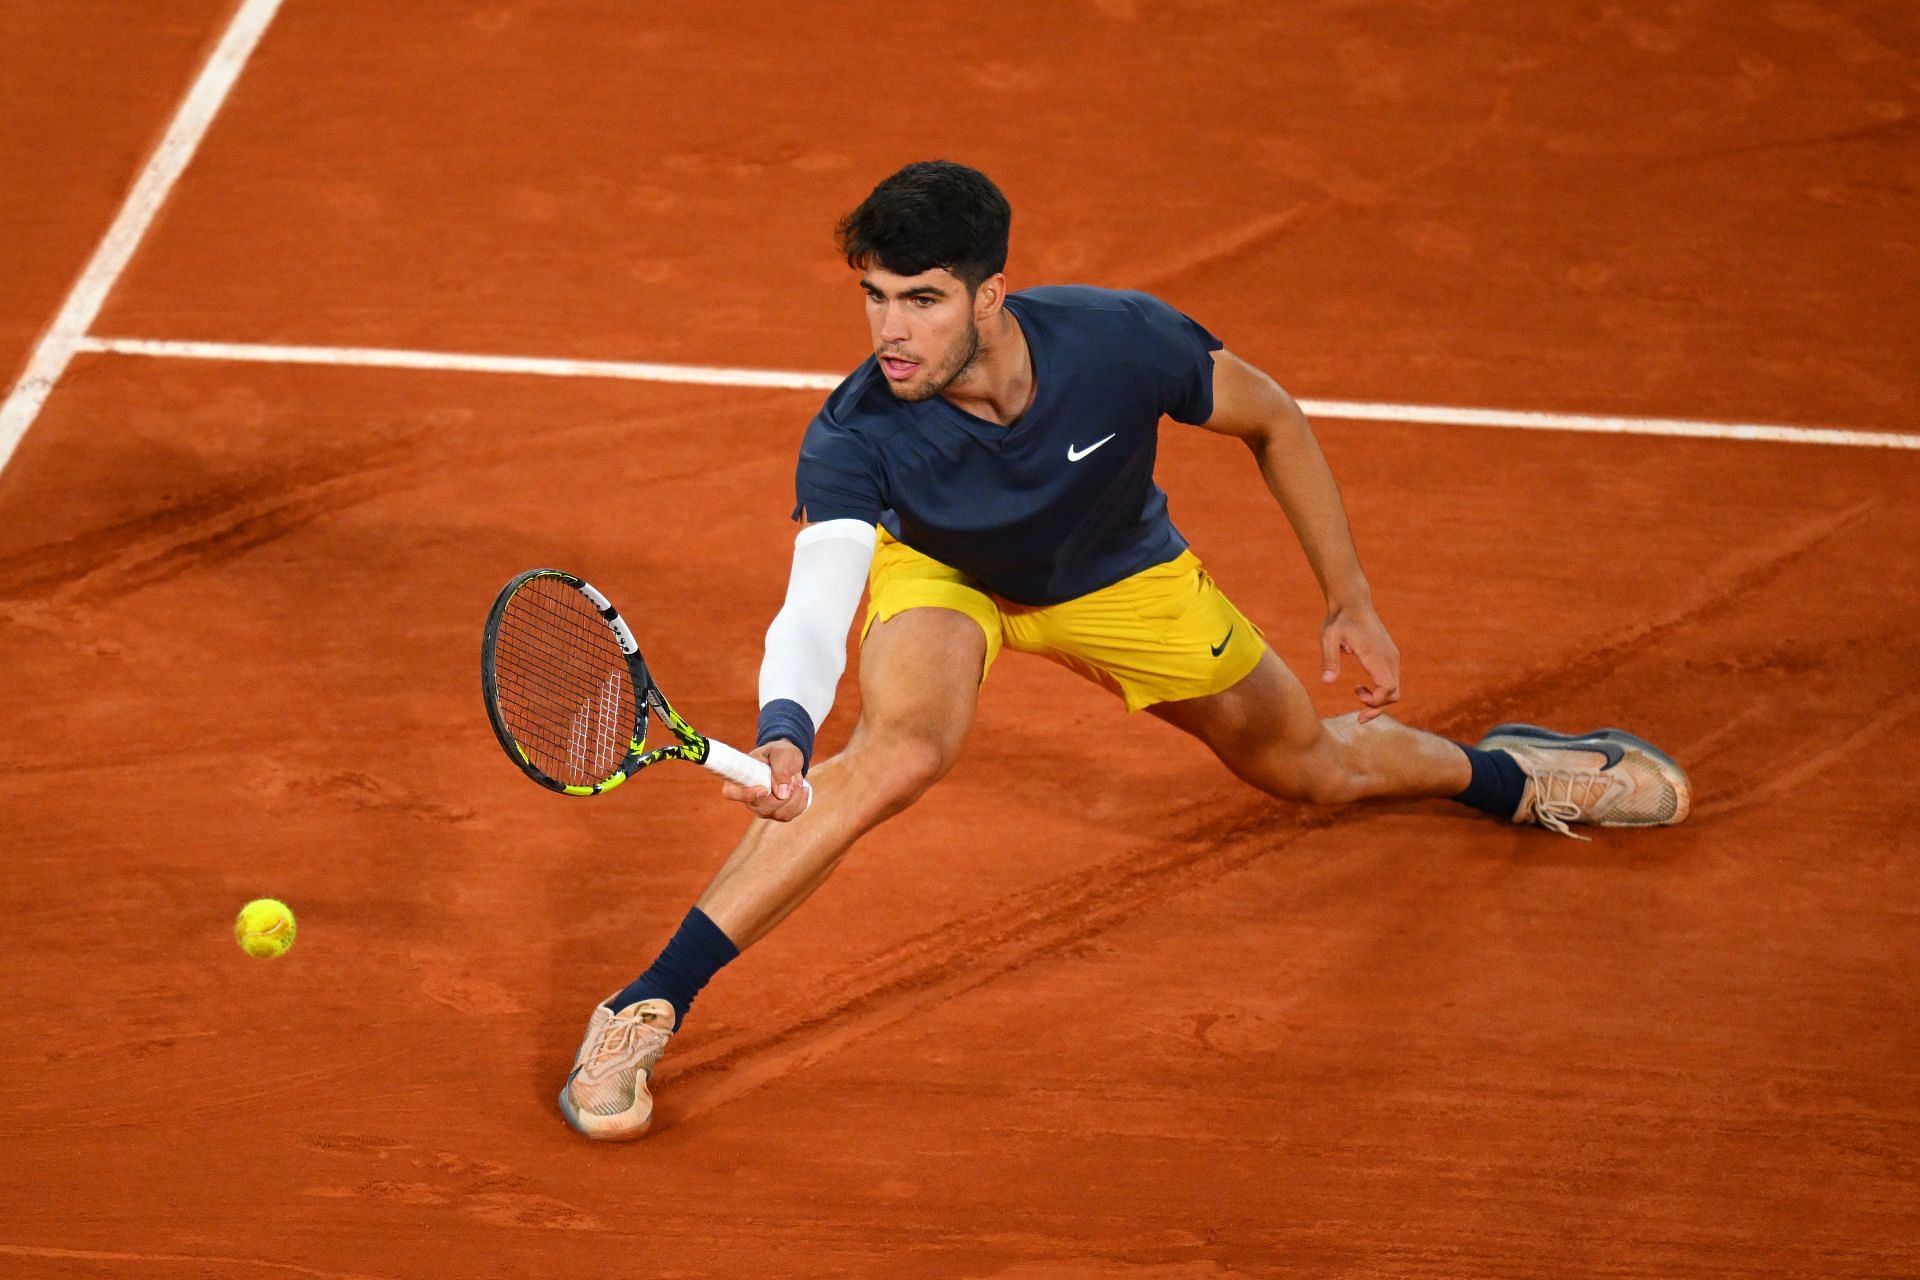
[860,266,981,402]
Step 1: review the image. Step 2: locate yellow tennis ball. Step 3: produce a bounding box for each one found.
[235,898,296,959]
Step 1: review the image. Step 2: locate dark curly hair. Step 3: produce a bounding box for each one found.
[836,161,1011,291]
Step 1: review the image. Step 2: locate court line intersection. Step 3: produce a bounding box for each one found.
[1,0,1914,484]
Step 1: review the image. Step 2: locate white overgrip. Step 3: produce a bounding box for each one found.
[702,738,814,812]
[702,738,770,787]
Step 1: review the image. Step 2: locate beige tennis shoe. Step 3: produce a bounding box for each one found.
[558,998,676,1140]
[1476,724,1691,839]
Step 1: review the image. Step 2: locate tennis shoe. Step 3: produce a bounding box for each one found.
[1476,724,1690,839]
[558,997,676,1141]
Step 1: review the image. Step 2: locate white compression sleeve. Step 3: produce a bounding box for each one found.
[758,519,877,730]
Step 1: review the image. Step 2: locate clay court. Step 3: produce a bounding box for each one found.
[2,2,1917,1276]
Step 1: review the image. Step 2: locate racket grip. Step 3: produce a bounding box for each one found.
[702,739,771,788]
[703,739,813,813]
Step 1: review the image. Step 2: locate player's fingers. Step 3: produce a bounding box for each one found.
[1319,628,1343,684]
[758,741,806,802]
[771,762,804,802]
[742,778,810,823]
[1356,680,1399,705]
[770,786,811,822]
[1351,690,1397,721]
[1353,683,1400,728]
[720,781,772,809]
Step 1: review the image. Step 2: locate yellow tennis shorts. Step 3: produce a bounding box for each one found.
[862,529,1265,712]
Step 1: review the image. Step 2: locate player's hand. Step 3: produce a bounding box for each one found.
[720,740,811,821]
[1320,598,1401,723]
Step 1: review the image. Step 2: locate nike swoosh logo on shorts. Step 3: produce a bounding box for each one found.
[1066,434,1116,462]
[1210,627,1234,657]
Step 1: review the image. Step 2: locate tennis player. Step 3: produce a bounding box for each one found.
[559,161,1691,1140]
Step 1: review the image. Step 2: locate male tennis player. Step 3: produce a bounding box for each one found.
[559,161,1691,1140]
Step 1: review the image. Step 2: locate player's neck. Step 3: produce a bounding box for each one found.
[940,311,1034,427]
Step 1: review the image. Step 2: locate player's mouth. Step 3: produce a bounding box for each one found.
[878,355,919,381]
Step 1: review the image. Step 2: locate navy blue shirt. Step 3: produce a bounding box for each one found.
[792,286,1223,606]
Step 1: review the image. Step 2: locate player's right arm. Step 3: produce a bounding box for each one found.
[727,383,888,818]
[721,517,877,820]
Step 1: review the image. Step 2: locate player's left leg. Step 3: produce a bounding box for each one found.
[1148,656,1689,834]
[1146,646,1472,803]
[1015,550,1687,834]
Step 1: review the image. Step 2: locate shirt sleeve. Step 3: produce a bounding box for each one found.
[791,412,887,525]
[1129,293,1225,425]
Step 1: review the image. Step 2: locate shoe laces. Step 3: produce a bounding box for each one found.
[1526,768,1614,841]
[584,1009,669,1075]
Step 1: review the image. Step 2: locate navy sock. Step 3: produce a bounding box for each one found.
[606,907,739,1026]
[1452,744,1527,818]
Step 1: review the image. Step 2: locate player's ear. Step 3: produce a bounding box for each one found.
[974,273,1007,319]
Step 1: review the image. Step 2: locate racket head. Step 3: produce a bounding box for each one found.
[481,569,655,795]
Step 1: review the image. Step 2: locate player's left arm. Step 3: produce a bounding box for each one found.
[1195,349,1401,721]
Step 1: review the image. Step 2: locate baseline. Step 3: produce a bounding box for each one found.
[72,335,1920,451]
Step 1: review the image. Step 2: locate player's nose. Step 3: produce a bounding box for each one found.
[878,303,912,344]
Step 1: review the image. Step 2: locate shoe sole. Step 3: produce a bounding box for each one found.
[1479,723,1692,825]
[557,1069,653,1142]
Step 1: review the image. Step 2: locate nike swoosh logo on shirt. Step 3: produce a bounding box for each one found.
[1066,434,1117,462]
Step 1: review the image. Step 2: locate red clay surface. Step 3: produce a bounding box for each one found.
[0,0,234,386]
[3,3,1917,1278]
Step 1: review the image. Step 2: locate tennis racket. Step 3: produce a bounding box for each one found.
[482,568,799,804]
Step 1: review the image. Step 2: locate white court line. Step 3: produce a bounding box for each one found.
[1300,398,1920,450]
[0,0,285,476]
[74,335,1920,450]
[74,335,842,391]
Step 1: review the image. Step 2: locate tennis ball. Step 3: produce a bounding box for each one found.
[234,898,296,959]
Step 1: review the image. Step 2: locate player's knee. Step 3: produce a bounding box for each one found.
[843,728,953,817]
[879,735,951,803]
[1264,750,1364,807]
[1298,768,1365,807]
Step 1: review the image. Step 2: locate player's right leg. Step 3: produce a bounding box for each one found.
[559,605,986,1140]
[695,605,985,950]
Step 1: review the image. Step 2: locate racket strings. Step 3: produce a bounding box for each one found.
[497,638,631,778]
[492,578,640,785]
[496,603,625,719]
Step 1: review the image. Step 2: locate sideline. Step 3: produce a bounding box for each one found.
[0,0,286,475]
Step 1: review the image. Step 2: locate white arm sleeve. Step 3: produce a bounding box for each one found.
[758,518,877,729]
